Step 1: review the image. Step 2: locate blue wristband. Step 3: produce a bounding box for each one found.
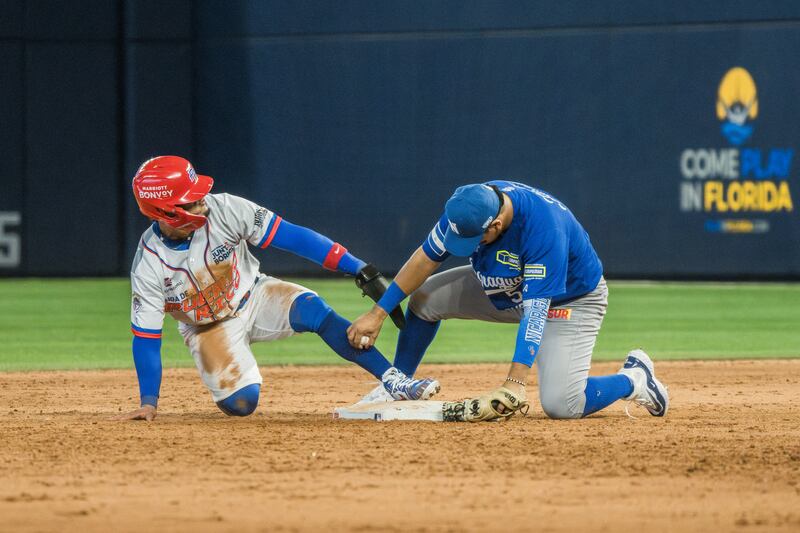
[376,281,407,314]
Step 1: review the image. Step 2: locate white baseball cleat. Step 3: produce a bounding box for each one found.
[617,349,669,417]
[381,367,440,401]
[354,382,394,406]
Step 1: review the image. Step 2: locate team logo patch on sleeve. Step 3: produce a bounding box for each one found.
[524,264,546,279]
[547,308,572,320]
[253,208,267,229]
[496,250,520,270]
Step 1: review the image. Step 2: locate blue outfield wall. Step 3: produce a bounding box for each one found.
[1,1,799,277]
[0,0,122,276]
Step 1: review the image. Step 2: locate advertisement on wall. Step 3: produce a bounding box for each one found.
[679,67,794,235]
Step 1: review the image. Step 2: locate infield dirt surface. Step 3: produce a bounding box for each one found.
[1,360,799,532]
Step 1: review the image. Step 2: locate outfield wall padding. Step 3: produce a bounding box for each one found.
[2,1,798,277]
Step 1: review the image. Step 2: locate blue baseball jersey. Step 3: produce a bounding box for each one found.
[422,180,603,309]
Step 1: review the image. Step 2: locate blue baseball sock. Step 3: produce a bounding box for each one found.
[581,374,634,417]
[216,383,260,416]
[289,292,392,379]
[393,309,440,377]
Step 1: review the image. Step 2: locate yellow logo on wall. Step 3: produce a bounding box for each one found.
[678,66,794,233]
[716,67,758,146]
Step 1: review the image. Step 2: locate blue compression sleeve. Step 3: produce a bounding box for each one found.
[132,336,162,407]
[512,298,551,367]
[269,219,366,275]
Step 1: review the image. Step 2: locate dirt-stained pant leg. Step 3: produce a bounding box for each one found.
[180,316,263,403]
[180,276,313,403]
[408,265,523,323]
[535,278,608,419]
[246,276,315,341]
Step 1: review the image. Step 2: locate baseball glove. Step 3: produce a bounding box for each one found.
[355,263,406,330]
[442,386,530,422]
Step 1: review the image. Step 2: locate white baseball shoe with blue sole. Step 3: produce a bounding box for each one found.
[618,349,669,417]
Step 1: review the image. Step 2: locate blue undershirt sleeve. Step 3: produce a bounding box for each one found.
[512,297,551,367]
[132,336,162,407]
[268,219,366,275]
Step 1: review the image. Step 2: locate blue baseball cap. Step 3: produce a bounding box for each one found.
[443,184,501,256]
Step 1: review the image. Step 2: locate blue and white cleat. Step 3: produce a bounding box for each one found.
[381,367,440,401]
[618,349,669,417]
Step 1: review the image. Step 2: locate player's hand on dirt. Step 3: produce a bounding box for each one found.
[111,404,157,422]
[347,306,387,349]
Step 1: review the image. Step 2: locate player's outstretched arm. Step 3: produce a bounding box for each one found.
[264,218,407,328]
[111,335,162,422]
[393,246,443,293]
[266,219,366,275]
[347,247,440,349]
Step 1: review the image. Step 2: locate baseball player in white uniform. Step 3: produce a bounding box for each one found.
[115,156,439,421]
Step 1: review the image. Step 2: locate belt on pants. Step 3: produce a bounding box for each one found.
[235,277,261,312]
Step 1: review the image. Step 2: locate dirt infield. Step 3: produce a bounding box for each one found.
[1,360,799,532]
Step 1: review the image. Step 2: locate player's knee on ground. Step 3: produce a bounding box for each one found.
[539,385,584,420]
[289,292,333,333]
[216,383,260,416]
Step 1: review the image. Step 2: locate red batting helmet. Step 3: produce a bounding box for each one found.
[132,156,214,231]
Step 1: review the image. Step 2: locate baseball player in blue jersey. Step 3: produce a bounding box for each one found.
[347,180,669,421]
[115,156,439,421]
